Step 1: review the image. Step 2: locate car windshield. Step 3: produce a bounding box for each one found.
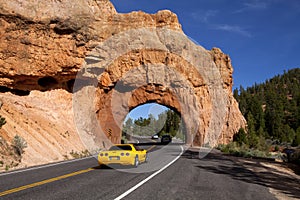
[134,145,141,150]
[109,145,132,151]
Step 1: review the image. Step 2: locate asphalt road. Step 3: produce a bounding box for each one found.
[0,143,279,200]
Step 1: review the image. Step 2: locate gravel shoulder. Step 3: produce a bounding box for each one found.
[221,153,300,200]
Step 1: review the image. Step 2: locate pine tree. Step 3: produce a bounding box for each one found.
[292,127,300,147]
[233,128,248,145]
[246,112,259,148]
[235,68,300,144]
[0,115,6,128]
[123,118,133,135]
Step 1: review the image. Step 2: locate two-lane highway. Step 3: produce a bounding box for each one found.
[0,144,184,200]
[0,144,279,200]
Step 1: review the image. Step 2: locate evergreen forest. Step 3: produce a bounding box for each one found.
[122,109,183,139]
[233,68,300,148]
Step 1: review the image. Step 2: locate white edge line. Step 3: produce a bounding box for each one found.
[0,155,96,177]
[114,145,184,200]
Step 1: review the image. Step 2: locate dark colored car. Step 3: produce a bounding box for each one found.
[161,135,172,144]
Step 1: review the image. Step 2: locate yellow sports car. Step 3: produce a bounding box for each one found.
[98,144,148,167]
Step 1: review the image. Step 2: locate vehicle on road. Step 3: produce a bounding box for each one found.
[151,134,159,139]
[161,135,172,144]
[98,144,148,167]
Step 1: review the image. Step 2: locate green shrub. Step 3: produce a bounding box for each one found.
[70,150,80,159]
[217,141,271,159]
[216,144,226,151]
[70,149,90,159]
[0,115,6,129]
[233,128,248,145]
[81,149,90,157]
[218,142,240,154]
[292,127,300,147]
[13,135,27,155]
[121,135,128,144]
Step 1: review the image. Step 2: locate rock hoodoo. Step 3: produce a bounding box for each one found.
[0,0,246,169]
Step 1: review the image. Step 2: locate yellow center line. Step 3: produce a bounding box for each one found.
[0,167,94,197]
[146,145,156,152]
[1,144,156,197]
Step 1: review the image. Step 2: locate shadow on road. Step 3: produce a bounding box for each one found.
[134,142,185,146]
[92,164,140,170]
[182,150,300,199]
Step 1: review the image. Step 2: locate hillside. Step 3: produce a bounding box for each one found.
[0,0,246,172]
[0,90,85,172]
[233,68,300,146]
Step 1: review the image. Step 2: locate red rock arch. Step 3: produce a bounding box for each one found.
[73,27,234,150]
[94,49,212,146]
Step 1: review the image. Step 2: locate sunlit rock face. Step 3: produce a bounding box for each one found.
[0,0,246,169]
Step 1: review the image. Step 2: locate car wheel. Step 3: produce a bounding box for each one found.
[133,156,139,167]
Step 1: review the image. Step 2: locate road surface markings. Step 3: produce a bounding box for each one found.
[0,168,94,197]
[0,156,94,177]
[114,145,184,200]
[0,145,157,177]
[0,145,157,197]
[146,145,156,152]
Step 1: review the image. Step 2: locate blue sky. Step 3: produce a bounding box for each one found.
[110,0,300,120]
[125,103,169,121]
[111,0,300,89]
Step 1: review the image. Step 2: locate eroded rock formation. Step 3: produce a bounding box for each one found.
[0,0,246,170]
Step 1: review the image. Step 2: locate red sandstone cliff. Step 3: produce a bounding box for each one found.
[0,0,246,171]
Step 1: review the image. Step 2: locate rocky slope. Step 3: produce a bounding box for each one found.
[0,90,86,171]
[0,0,246,170]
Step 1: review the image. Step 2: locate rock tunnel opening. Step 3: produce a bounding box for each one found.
[121,102,187,144]
[93,76,201,148]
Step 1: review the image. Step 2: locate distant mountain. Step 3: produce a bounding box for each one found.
[234,68,300,146]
